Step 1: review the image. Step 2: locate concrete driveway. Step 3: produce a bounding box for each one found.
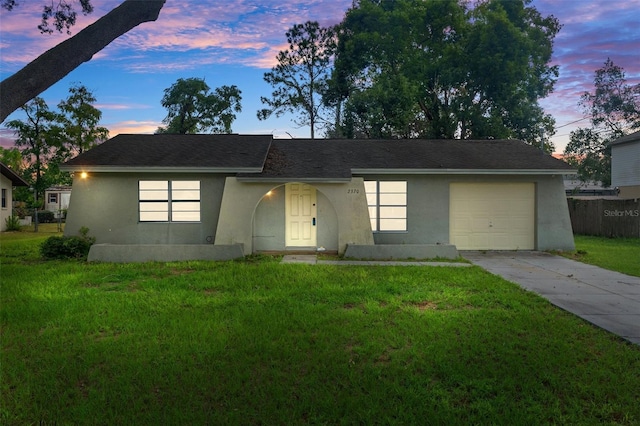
[462,251,640,345]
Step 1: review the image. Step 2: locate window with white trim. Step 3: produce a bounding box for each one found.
[365,181,407,231]
[48,193,58,204]
[139,180,200,222]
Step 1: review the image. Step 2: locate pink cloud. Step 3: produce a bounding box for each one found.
[106,120,161,135]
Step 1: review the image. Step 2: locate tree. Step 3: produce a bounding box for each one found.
[258,21,336,139]
[0,147,23,172]
[57,84,109,157]
[2,0,94,34]
[5,98,64,202]
[157,78,242,134]
[0,0,166,123]
[564,59,640,186]
[329,0,559,147]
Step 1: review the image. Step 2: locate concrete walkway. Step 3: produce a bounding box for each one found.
[280,254,472,267]
[462,251,640,345]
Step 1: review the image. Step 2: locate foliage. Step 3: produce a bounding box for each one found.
[4,215,21,231]
[328,0,559,147]
[5,97,64,200]
[57,84,109,157]
[1,0,94,34]
[40,227,95,260]
[4,85,108,199]
[157,77,242,134]
[1,237,639,423]
[564,59,640,186]
[36,210,56,223]
[0,146,22,171]
[258,21,336,139]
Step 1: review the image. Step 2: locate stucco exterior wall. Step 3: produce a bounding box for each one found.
[355,173,574,251]
[215,177,373,255]
[64,172,228,244]
[65,171,574,256]
[1,174,13,232]
[252,185,339,252]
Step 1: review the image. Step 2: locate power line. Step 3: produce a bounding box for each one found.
[554,117,589,130]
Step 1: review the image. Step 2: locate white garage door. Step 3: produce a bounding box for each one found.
[450,183,535,250]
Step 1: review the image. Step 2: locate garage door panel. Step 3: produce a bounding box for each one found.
[450,183,535,250]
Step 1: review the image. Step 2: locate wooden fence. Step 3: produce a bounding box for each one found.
[567,198,640,238]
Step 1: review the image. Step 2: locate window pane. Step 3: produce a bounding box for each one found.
[379,181,406,192]
[172,202,200,212]
[379,219,406,231]
[140,202,168,212]
[379,193,406,205]
[368,206,377,219]
[364,181,377,192]
[172,211,200,222]
[139,191,169,201]
[140,211,169,221]
[366,192,377,206]
[380,206,406,219]
[370,218,378,231]
[140,181,168,190]
[172,181,199,190]
[172,190,200,200]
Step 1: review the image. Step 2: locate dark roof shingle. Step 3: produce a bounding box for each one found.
[62,134,272,170]
[63,134,574,177]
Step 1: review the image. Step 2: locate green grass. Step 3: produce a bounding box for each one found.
[559,235,640,277]
[2,231,640,424]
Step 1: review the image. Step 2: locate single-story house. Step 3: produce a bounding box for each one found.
[60,134,576,262]
[44,185,72,217]
[611,131,640,199]
[1,162,29,231]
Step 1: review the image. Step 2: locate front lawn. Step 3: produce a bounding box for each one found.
[1,231,639,424]
[561,235,640,277]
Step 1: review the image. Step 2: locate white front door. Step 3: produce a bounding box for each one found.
[285,183,317,248]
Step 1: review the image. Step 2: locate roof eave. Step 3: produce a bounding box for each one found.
[60,166,264,174]
[351,168,577,175]
[236,176,352,183]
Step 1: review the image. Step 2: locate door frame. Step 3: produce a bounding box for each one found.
[285,183,317,248]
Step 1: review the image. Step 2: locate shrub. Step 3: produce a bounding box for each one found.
[36,210,55,223]
[40,229,96,260]
[4,216,21,231]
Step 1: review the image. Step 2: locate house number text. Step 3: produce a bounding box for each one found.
[347,189,360,194]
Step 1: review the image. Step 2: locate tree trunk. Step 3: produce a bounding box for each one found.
[0,0,166,123]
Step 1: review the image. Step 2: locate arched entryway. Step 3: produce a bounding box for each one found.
[252,182,338,253]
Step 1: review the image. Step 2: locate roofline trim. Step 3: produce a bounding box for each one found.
[236,177,351,183]
[60,166,264,173]
[351,168,577,175]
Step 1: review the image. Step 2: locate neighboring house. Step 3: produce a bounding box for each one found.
[1,162,29,231]
[60,134,576,262]
[44,186,72,217]
[611,131,640,199]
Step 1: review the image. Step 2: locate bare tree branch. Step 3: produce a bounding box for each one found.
[0,0,166,123]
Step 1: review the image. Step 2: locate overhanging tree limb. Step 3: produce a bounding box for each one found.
[0,0,166,123]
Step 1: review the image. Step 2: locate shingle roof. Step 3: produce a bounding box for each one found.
[61,134,272,171]
[62,134,574,177]
[238,138,574,180]
[1,162,29,186]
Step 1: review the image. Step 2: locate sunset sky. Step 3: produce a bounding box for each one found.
[1,0,638,153]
